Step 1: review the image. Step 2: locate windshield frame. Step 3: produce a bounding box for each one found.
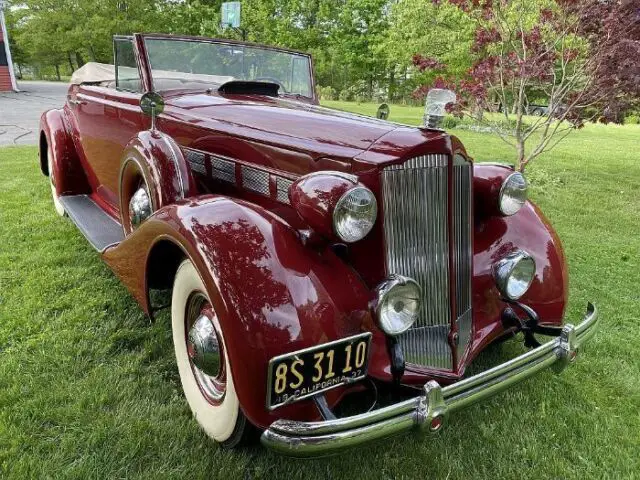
[135,33,316,102]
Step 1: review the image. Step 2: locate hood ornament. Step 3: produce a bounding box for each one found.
[424,89,456,129]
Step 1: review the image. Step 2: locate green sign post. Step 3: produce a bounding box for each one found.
[221,2,241,29]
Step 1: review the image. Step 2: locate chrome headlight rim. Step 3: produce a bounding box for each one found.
[498,172,527,216]
[494,250,536,300]
[375,274,422,336]
[332,185,378,243]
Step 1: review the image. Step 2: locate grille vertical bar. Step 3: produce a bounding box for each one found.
[382,154,452,369]
[453,156,473,359]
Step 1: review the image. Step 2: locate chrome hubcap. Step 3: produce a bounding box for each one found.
[129,187,151,228]
[186,295,226,403]
[187,314,221,377]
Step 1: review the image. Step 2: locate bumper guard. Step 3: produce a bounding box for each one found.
[261,303,598,457]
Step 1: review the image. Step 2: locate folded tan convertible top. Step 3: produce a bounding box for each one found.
[70,62,235,87]
[70,63,117,85]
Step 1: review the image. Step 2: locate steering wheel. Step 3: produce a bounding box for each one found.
[254,77,287,94]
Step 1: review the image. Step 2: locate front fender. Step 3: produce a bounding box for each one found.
[470,199,568,355]
[102,195,375,428]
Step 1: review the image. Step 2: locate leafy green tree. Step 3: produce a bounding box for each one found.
[385,0,475,101]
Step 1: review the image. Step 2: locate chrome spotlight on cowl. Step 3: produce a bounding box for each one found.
[424,88,457,129]
[129,187,152,229]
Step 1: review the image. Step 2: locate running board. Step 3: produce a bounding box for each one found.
[59,195,124,252]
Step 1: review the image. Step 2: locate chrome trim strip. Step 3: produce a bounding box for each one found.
[261,303,598,457]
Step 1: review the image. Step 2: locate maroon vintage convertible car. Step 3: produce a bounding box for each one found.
[39,33,598,456]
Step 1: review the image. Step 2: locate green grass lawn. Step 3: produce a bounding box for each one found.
[1,103,639,479]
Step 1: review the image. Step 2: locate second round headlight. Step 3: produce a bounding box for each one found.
[494,251,536,300]
[499,172,527,216]
[333,186,377,243]
[376,275,422,335]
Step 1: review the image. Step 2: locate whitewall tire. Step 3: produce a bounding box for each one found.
[171,259,248,446]
[48,148,65,216]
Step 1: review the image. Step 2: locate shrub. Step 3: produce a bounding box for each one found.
[338,89,353,102]
[624,114,639,125]
[441,116,461,128]
[316,86,337,101]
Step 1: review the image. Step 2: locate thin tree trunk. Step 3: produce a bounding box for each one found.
[474,106,484,122]
[75,52,85,68]
[517,138,525,171]
[368,72,373,101]
[55,64,61,81]
[67,52,75,73]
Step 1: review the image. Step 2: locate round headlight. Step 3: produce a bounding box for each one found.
[499,172,527,216]
[333,186,377,243]
[375,275,422,335]
[494,251,536,300]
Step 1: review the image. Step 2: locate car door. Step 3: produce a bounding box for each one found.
[69,37,145,213]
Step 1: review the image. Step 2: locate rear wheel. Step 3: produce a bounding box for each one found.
[171,259,249,447]
[47,148,65,216]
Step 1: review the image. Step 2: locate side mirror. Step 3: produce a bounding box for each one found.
[140,92,164,131]
[140,91,165,116]
[376,103,390,120]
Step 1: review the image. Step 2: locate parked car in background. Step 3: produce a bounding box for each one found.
[527,104,549,116]
[39,33,598,456]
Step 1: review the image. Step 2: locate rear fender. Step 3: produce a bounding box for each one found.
[102,196,375,428]
[39,109,90,196]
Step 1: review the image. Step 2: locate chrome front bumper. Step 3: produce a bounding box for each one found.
[261,303,598,457]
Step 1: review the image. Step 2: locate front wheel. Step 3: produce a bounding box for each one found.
[171,259,249,447]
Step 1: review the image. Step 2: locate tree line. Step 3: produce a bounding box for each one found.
[6,1,637,110]
[6,0,638,168]
[2,0,500,104]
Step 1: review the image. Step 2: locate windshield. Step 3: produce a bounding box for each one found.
[144,38,313,97]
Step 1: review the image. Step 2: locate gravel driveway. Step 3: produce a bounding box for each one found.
[0,81,69,146]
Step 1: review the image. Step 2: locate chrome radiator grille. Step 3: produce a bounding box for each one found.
[382,154,473,370]
[453,155,473,357]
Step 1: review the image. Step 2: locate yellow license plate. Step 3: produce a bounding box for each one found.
[266,333,372,410]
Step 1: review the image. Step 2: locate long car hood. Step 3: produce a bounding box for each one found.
[163,92,400,157]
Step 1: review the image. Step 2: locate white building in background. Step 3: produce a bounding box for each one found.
[0,0,18,92]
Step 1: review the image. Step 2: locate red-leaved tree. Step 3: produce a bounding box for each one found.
[413,0,640,171]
